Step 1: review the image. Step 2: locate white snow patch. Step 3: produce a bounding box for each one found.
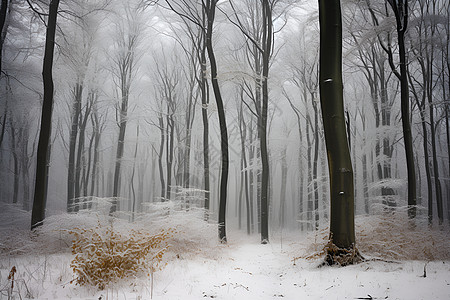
[1,203,450,299]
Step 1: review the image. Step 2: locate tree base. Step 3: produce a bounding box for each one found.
[322,241,363,266]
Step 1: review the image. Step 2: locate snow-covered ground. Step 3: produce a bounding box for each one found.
[1,203,449,299]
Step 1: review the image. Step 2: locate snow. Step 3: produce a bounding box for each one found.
[1,204,450,300]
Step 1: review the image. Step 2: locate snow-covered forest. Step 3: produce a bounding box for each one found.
[0,0,449,299]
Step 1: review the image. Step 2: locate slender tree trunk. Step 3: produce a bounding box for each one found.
[206,0,229,243]
[158,116,166,200]
[312,99,320,230]
[410,74,433,222]
[21,125,32,211]
[285,93,305,230]
[0,105,6,149]
[306,114,313,231]
[31,0,60,230]
[67,84,82,212]
[387,0,416,218]
[111,91,128,214]
[200,43,211,216]
[9,119,19,204]
[379,67,395,206]
[166,109,175,201]
[426,56,443,223]
[248,118,255,233]
[130,125,139,222]
[279,147,287,228]
[238,96,251,234]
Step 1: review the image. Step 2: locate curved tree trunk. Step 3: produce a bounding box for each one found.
[205,0,229,243]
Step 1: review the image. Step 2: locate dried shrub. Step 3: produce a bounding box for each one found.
[69,222,174,290]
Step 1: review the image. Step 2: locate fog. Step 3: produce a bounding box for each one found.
[1,0,449,234]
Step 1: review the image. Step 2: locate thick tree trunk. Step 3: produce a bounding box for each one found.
[31,0,60,230]
[318,0,357,260]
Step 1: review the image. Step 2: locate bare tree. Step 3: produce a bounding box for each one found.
[109,3,143,214]
[225,0,285,243]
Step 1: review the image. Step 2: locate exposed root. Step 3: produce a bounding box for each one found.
[322,240,363,267]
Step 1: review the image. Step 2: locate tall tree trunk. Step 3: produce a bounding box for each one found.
[318,0,357,260]
[200,39,210,217]
[67,84,82,212]
[248,118,255,233]
[9,118,19,204]
[165,109,175,201]
[31,0,60,230]
[279,147,287,228]
[111,90,128,214]
[312,99,320,230]
[426,48,443,224]
[238,97,251,234]
[410,71,433,222]
[158,116,166,200]
[21,125,33,211]
[387,0,417,218]
[205,0,229,243]
[130,125,139,222]
[306,114,313,231]
[379,66,395,206]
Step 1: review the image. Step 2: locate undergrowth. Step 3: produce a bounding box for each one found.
[298,209,450,263]
[69,221,174,290]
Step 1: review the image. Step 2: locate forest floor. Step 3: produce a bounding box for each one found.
[0,203,450,299]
